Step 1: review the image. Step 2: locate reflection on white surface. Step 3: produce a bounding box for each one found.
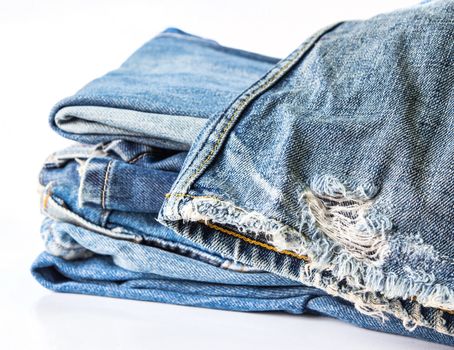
[1,240,444,350]
[30,293,444,350]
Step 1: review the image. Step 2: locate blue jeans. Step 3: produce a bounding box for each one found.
[32,1,454,346]
[34,141,453,345]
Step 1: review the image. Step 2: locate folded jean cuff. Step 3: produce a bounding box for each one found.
[157,17,454,337]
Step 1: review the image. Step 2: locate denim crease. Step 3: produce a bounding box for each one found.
[34,142,453,345]
[158,0,454,340]
[32,1,454,346]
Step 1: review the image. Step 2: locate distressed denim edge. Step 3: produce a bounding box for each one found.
[157,21,454,337]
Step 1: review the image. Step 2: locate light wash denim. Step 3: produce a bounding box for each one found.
[32,0,454,346]
[49,28,278,151]
[33,141,453,345]
[159,0,454,342]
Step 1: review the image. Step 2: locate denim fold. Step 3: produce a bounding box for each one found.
[32,1,454,346]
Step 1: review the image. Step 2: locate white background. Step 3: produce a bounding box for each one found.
[0,1,450,349]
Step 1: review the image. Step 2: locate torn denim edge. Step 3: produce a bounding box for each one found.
[154,7,454,338]
[300,174,391,265]
[160,181,454,337]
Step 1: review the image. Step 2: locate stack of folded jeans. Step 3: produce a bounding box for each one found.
[32,1,454,346]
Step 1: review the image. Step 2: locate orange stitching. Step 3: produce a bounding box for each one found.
[166,192,311,261]
[203,221,310,262]
[43,192,50,210]
[204,222,454,315]
[165,26,337,269]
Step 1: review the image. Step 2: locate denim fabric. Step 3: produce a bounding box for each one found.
[159,0,454,342]
[33,143,454,345]
[32,0,454,346]
[49,28,278,151]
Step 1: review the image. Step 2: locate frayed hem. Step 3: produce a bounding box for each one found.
[162,182,454,336]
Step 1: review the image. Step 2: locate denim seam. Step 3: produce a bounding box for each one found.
[100,209,112,228]
[175,23,344,193]
[169,195,454,336]
[204,221,310,261]
[40,183,143,244]
[40,185,259,272]
[166,192,311,260]
[101,160,113,210]
[165,193,219,200]
[128,152,151,164]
